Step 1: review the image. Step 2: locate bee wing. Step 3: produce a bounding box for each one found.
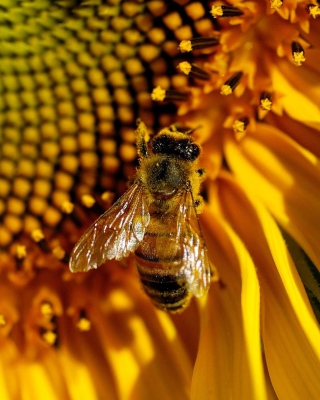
[176,188,211,298]
[69,182,150,273]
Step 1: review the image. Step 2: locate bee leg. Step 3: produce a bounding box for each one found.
[135,119,150,158]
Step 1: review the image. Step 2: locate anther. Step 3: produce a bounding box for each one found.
[15,245,26,270]
[270,0,283,9]
[76,310,91,331]
[308,4,320,18]
[220,72,243,95]
[211,5,243,18]
[178,62,211,80]
[151,86,189,102]
[291,42,306,66]
[31,229,50,253]
[41,328,58,346]
[40,301,54,319]
[260,92,273,111]
[178,37,219,53]
[233,118,249,133]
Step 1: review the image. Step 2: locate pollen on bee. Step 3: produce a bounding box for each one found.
[210,5,243,18]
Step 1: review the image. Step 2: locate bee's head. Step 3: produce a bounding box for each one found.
[149,131,200,162]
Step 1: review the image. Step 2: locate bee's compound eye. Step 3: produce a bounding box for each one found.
[175,141,200,161]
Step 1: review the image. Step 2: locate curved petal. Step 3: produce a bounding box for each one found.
[82,270,193,400]
[224,125,320,271]
[192,207,267,400]
[215,174,320,399]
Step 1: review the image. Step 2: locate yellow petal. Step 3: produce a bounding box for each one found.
[270,62,320,130]
[224,125,320,271]
[215,174,320,399]
[192,208,267,400]
[87,274,192,400]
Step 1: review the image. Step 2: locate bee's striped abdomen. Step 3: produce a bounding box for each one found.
[134,216,192,313]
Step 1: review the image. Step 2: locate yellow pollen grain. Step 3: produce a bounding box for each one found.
[309,5,320,19]
[42,330,57,345]
[261,98,272,111]
[270,0,283,9]
[291,52,306,66]
[233,120,246,133]
[40,302,54,317]
[210,6,223,18]
[52,246,66,261]
[16,244,27,259]
[151,86,166,101]
[179,40,192,53]
[81,194,96,208]
[220,85,233,95]
[31,229,45,242]
[178,61,192,75]
[77,317,91,331]
[61,201,74,214]
[0,315,6,327]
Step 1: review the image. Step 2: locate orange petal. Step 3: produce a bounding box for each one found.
[224,125,320,271]
[215,174,320,399]
[192,208,267,400]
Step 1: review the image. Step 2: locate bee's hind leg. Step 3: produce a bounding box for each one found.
[135,119,150,158]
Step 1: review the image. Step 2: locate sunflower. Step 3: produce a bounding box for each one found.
[0,1,319,399]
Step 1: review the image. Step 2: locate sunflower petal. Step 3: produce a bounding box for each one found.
[192,207,267,400]
[215,174,320,399]
[225,125,320,271]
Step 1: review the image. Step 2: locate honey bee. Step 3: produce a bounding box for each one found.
[69,120,212,313]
